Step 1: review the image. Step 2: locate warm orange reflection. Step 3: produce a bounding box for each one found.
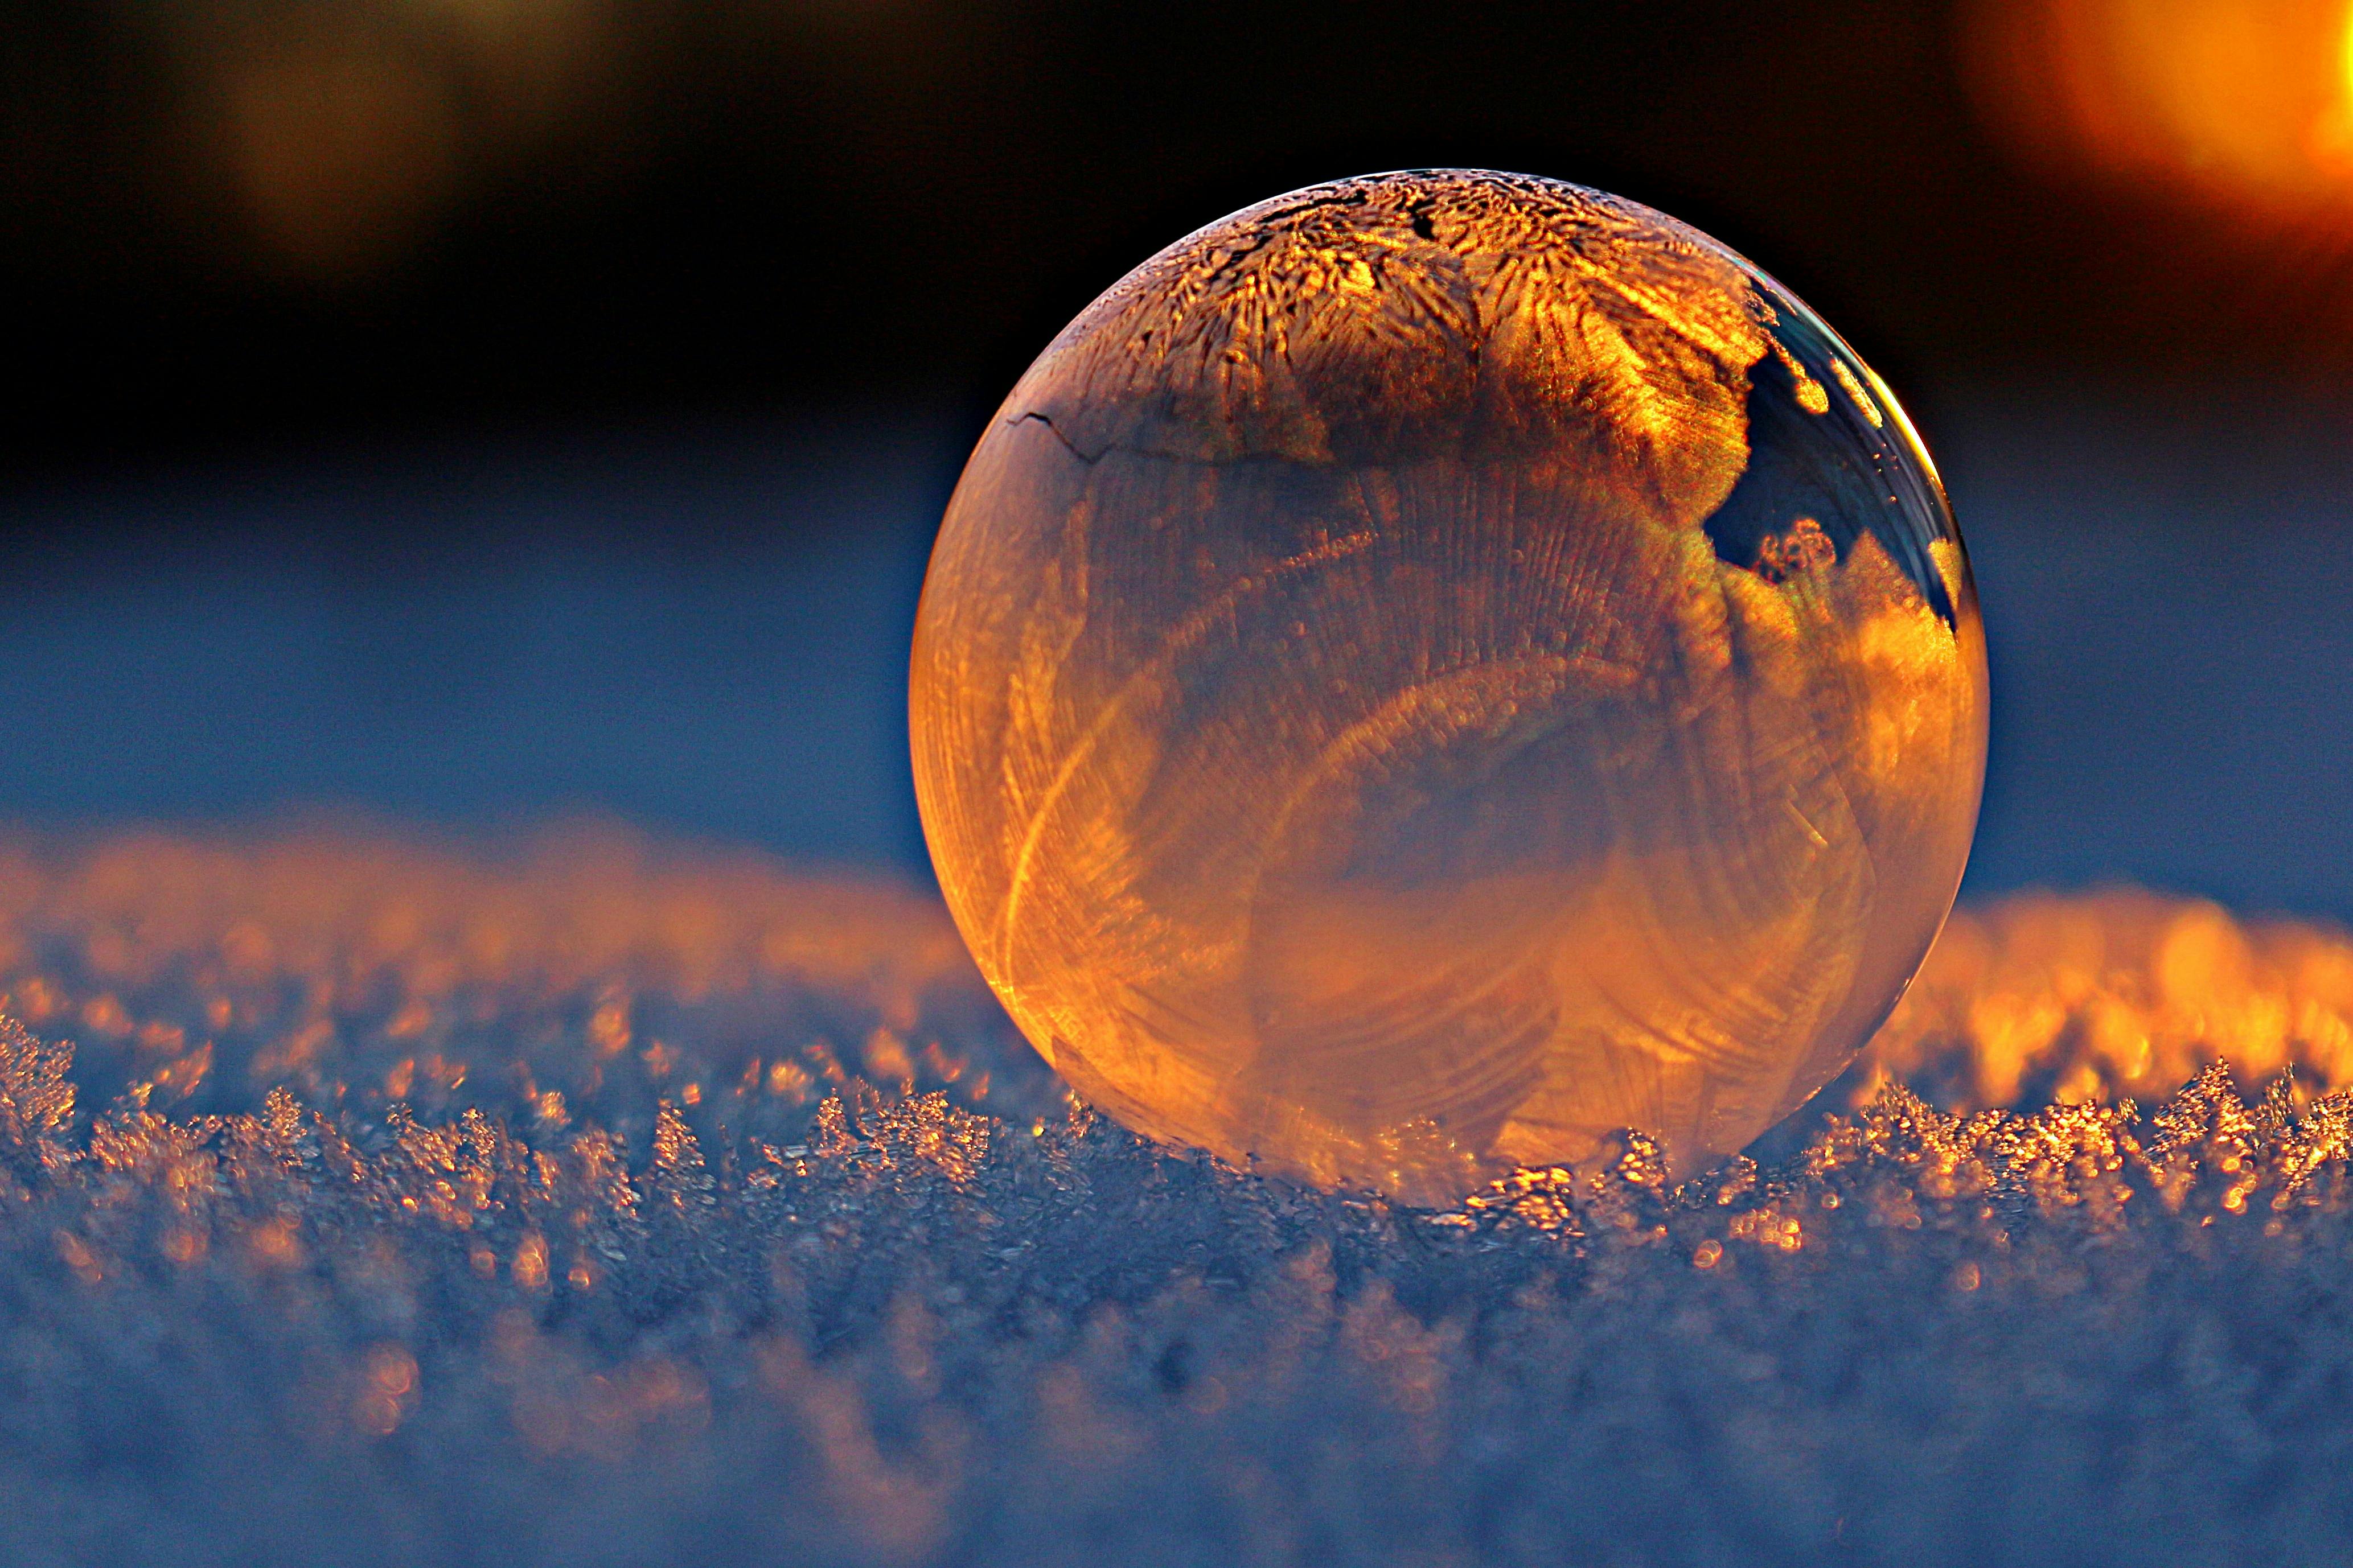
[911,171,1988,1205]
[1968,0,2353,215]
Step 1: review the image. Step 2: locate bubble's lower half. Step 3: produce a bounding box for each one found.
[915,430,1985,1204]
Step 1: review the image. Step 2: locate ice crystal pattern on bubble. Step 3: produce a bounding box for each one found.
[912,170,1989,1201]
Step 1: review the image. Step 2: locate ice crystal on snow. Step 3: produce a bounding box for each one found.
[0,829,2351,1565]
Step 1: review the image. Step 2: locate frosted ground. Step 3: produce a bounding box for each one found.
[1,826,2348,1566]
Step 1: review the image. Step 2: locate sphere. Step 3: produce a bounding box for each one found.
[910,170,1987,1205]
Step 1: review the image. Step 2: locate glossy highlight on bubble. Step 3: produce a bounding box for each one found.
[910,170,1987,1204]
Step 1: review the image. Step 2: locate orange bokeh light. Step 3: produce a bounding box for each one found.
[1966,0,2353,215]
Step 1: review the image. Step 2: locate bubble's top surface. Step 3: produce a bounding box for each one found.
[914,170,1986,1204]
[1030,170,1760,466]
[1023,168,1957,620]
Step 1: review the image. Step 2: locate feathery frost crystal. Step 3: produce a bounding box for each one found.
[911,170,1987,1203]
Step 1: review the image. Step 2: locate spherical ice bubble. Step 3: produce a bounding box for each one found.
[910,170,1987,1205]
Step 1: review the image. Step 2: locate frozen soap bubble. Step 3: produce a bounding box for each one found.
[910,170,1987,1205]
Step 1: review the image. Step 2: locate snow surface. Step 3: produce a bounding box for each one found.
[0,826,2347,1566]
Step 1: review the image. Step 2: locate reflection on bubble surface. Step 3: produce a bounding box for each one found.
[911,170,1987,1203]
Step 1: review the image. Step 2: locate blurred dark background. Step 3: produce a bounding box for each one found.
[3,0,2351,913]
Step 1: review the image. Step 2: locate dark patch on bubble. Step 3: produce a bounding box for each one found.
[1703,335,1957,627]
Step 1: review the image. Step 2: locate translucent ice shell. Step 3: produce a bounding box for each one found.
[910,170,1987,1205]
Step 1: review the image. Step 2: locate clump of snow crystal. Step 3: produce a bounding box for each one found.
[0,826,2350,1566]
